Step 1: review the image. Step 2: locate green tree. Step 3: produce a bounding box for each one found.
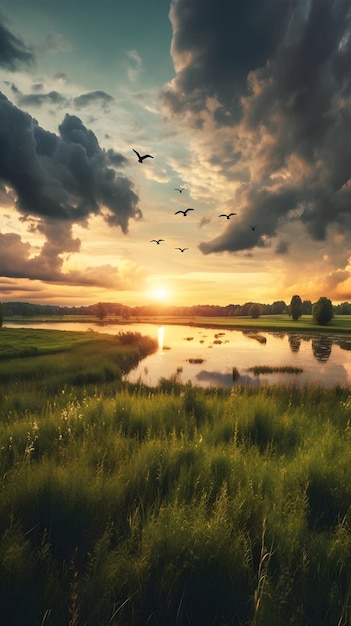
[335,301,351,315]
[95,302,107,320]
[249,303,260,318]
[302,300,312,314]
[290,295,302,321]
[0,303,3,328]
[313,297,334,325]
[272,300,286,314]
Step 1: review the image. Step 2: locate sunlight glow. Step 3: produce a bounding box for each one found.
[148,286,170,302]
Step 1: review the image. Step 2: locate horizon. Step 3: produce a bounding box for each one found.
[1,1,351,307]
[3,296,348,312]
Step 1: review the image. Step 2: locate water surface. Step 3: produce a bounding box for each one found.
[5,321,351,388]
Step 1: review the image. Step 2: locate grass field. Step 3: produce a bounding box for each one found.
[0,327,351,625]
[138,314,351,334]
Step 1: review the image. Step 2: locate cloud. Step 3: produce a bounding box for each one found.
[0,232,147,289]
[0,227,80,283]
[12,84,114,112]
[275,239,290,255]
[0,18,34,70]
[0,183,16,207]
[18,90,67,107]
[106,149,128,168]
[73,90,114,110]
[163,0,294,122]
[162,0,351,262]
[0,93,141,232]
[0,91,143,285]
[326,269,351,289]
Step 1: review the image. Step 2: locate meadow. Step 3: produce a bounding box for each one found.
[0,327,351,625]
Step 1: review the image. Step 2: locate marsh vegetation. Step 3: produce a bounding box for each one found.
[0,328,351,625]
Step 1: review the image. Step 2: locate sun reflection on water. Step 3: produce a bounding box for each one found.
[158,326,164,352]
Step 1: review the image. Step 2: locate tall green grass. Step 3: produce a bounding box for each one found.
[0,335,351,625]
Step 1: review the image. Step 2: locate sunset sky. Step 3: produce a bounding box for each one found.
[1,0,351,308]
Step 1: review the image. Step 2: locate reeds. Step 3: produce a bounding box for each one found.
[248,365,303,375]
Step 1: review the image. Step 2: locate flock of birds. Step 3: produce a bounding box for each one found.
[132,149,259,252]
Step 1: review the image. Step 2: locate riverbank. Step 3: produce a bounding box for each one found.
[4,313,351,333]
[0,328,158,391]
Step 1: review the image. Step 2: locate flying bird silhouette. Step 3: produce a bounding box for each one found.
[248,224,259,230]
[174,208,194,216]
[150,239,164,244]
[133,149,154,163]
[175,247,189,252]
[174,187,185,193]
[219,213,237,219]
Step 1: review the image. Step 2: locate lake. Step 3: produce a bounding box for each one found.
[4,320,351,387]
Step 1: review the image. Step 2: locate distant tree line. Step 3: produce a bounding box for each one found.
[1,297,349,323]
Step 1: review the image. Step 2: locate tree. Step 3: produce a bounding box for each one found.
[272,300,286,314]
[95,302,107,320]
[335,301,351,315]
[302,300,312,314]
[249,303,260,319]
[313,297,334,326]
[290,295,302,321]
[0,303,3,328]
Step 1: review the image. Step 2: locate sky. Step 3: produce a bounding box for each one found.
[0,0,351,308]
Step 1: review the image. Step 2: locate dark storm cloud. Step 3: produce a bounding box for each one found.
[0,93,141,284]
[164,0,293,122]
[0,93,140,232]
[165,0,351,255]
[106,149,128,168]
[0,18,34,70]
[200,185,298,254]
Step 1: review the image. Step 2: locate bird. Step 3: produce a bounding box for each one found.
[174,187,185,193]
[133,149,154,163]
[150,239,164,244]
[174,208,194,216]
[248,224,259,230]
[219,213,237,219]
[175,247,189,252]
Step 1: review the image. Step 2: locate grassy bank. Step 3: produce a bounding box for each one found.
[138,314,351,334]
[5,313,351,333]
[0,328,158,396]
[0,329,350,625]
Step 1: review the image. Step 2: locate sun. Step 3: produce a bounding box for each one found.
[149,286,170,302]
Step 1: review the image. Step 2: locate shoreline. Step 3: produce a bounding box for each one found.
[4,314,351,335]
